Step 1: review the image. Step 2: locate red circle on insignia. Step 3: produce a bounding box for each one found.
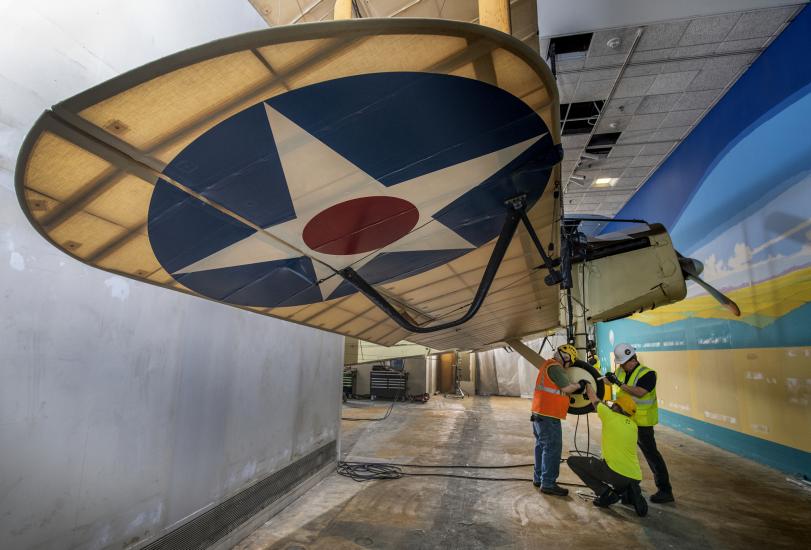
[303,196,419,255]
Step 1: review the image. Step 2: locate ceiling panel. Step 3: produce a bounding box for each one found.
[554,3,803,218]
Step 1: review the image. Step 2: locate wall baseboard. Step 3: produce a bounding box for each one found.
[660,410,810,478]
[137,441,337,550]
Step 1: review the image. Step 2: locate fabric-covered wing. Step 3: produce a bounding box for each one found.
[16,18,562,349]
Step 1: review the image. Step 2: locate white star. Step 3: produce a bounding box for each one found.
[175,104,546,301]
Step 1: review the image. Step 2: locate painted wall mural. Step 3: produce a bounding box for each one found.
[597,6,811,476]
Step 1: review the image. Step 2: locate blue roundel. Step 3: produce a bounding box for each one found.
[147,72,559,308]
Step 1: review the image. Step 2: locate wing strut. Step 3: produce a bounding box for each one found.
[339,195,528,334]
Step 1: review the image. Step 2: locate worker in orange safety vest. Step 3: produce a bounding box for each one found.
[531,343,589,496]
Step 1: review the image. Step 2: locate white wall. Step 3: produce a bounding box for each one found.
[0,2,344,549]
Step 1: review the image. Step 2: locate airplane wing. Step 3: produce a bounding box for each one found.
[15,18,563,349]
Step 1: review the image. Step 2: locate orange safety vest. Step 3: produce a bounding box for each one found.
[531,359,569,420]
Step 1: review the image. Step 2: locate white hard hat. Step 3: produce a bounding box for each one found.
[613,343,637,365]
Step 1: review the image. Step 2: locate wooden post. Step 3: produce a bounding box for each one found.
[478,0,511,34]
[334,0,353,20]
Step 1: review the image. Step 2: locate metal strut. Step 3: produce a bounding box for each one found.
[339,196,527,334]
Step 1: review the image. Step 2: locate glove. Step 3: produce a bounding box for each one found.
[605,372,621,386]
[576,379,589,394]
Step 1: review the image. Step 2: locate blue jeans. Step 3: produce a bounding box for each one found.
[532,415,562,487]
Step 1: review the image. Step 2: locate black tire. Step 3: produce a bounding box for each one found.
[566,359,605,415]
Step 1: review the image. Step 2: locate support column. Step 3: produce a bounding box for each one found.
[334,0,353,20]
[478,0,511,34]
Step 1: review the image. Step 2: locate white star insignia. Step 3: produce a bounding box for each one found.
[175,103,546,301]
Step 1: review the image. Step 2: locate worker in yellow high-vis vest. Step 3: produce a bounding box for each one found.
[605,343,674,503]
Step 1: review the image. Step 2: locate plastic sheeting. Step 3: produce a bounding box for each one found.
[476,333,568,397]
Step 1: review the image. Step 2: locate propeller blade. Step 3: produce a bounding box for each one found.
[684,273,741,316]
[676,251,741,316]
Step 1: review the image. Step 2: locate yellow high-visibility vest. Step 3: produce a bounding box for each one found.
[617,364,658,426]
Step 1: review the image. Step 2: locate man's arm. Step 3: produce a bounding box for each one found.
[608,369,651,398]
[585,383,600,406]
[547,364,581,394]
[619,383,648,398]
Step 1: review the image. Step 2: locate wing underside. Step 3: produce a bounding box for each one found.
[16,19,562,349]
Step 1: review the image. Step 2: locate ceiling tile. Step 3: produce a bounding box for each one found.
[559,83,576,103]
[715,37,769,53]
[609,144,645,158]
[604,96,643,116]
[647,70,699,94]
[588,28,641,57]
[675,89,721,110]
[659,58,706,73]
[579,167,625,178]
[725,7,797,41]
[660,109,705,128]
[557,58,586,72]
[562,134,591,148]
[688,65,743,91]
[623,64,662,78]
[623,165,653,178]
[580,157,632,170]
[626,112,668,131]
[596,115,631,132]
[574,79,614,101]
[631,49,670,63]
[580,67,621,82]
[616,129,657,144]
[672,43,719,58]
[628,154,663,167]
[563,148,581,160]
[651,126,690,141]
[679,12,741,46]
[613,75,656,98]
[636,92,682,114]
[703,52,757,71]
[557,73,580,86]
[585,53,629,68]
[636,20,691,51]
[640,141,677,155]
[614,176,644,188]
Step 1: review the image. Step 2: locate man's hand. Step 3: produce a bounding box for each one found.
[576,379,589,394]
[605,372,621,386]
[584,383,599,406]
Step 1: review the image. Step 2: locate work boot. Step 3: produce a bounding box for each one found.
[620,488,632,506]
[628,483,648,517]
[593,490,620,508]
[540,484,569,496]
[532,481,541,488]
[650,490,675,503]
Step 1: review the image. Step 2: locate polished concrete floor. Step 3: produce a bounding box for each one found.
[234,396,811,549]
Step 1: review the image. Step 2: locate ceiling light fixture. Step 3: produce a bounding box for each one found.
[593,177,618,187]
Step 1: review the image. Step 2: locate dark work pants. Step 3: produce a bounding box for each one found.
[637,426,672,494]
[567,456,635,497]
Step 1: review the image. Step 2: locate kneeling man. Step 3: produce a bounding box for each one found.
[567,384,648,516]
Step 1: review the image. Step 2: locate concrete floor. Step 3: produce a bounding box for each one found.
[234,396,811,550]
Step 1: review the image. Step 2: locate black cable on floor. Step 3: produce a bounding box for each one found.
[341,401,395,422]
[336,461,587,487]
